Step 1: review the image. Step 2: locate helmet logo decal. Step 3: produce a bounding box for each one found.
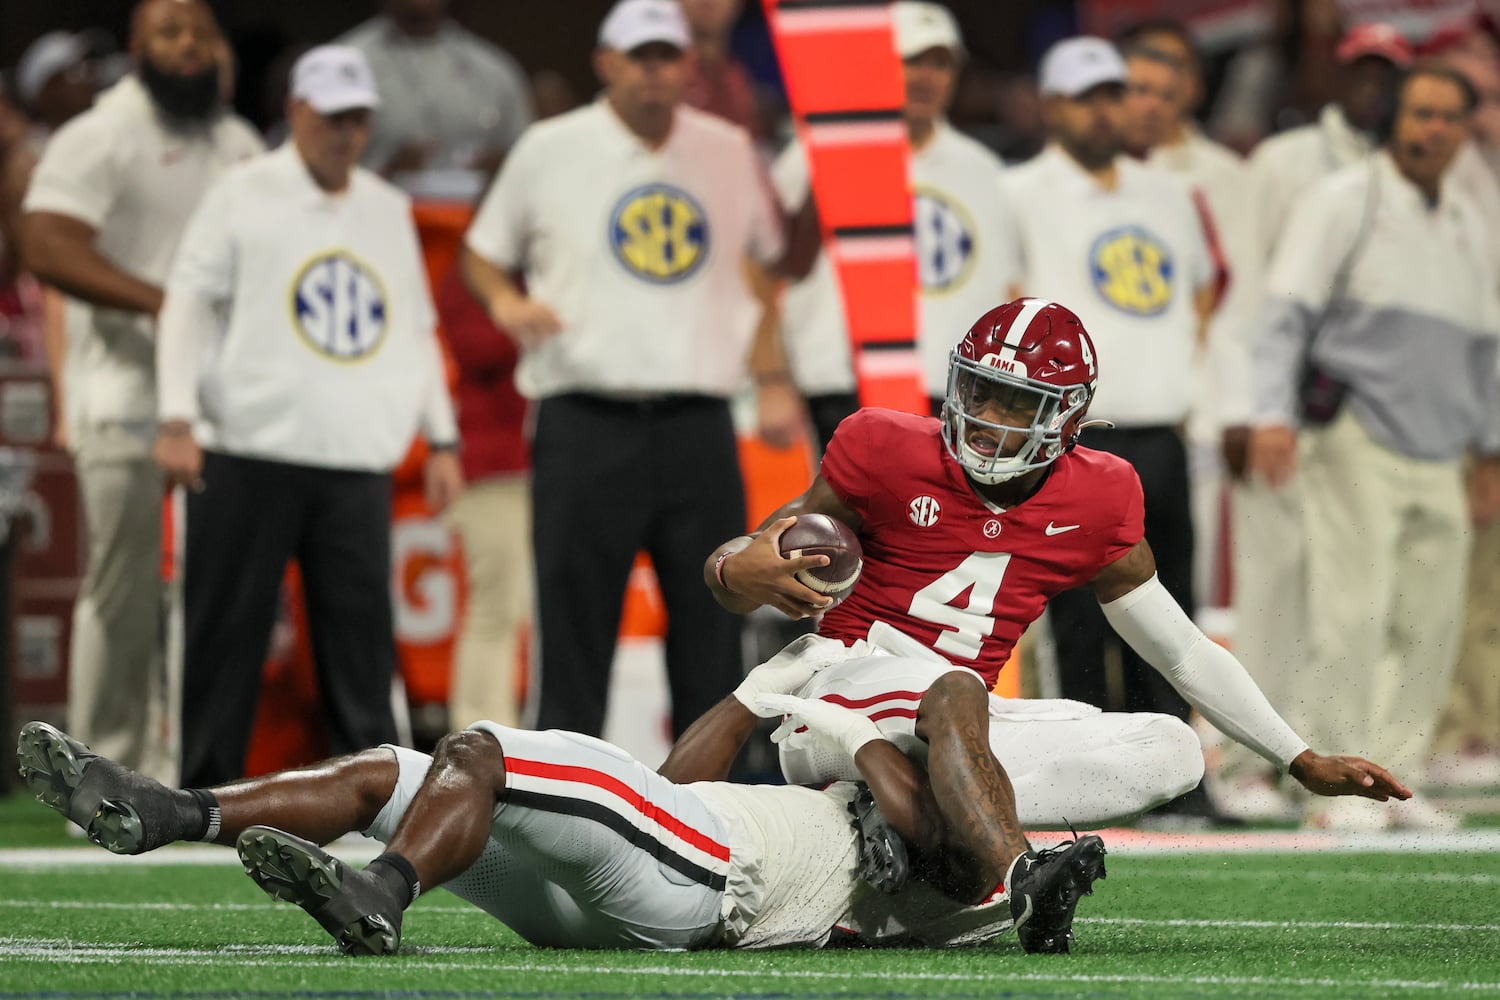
[609,183,709,284]
[977,352,1029,378]
[908,495,942,527]
[1089,226,1174,316]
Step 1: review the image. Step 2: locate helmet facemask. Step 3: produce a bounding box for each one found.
[940,351,1093,485]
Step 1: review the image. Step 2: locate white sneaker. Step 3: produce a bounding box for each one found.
[1304,796,1390,833]
[1211,775,1300,822]
[1425,751,1500,790]
[1387,795,1464,832]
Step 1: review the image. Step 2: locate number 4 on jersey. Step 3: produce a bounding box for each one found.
[906,552,1012,660]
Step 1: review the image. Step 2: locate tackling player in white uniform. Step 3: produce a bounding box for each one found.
[15,645,1106,955]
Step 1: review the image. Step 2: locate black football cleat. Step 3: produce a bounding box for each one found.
[237,826,404,956]
[15,721,192,854]
[1007,832,1108,954]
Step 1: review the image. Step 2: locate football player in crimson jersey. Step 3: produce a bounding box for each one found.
[707,298,1411,890]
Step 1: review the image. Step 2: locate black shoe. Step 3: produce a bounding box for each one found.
[847,784,910,894]
[15,721,188,855]
[237,826,404,956]
[1007,833,1108,954]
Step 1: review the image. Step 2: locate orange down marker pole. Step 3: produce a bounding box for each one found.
[764,0,924,414]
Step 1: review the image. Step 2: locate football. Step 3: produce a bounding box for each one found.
[778,513,863,608]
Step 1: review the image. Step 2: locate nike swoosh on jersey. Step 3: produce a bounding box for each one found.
[1044,522,1080,536]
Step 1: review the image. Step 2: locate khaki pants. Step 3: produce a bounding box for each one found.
[446,476,532,729]
[1298,409,1469,783]
[1434,515,1500,754]
[67,421,171,782]
[1218,475,1310,782]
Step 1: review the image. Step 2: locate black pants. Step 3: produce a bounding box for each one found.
[531,394,746,738]
[180,452,398,787]
[1047,426,1195,720]
[805,392,860,457]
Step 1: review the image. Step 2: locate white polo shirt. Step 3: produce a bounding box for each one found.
[1005,145,1212,427]
[1148,124,1263,427]
[1246,104,1372,259]
[1254,152,1500,460]
[772,123,1021,397]
[22,75,262,432]
[465,100,783,399]
[157,144,457,472]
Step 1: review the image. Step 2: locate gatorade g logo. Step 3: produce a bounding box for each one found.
[914,186,977,294]
[1089,226,1174,316]
[610,184,709,283]
[290,251,389,361]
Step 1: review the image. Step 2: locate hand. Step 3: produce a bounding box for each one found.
[490,294,562,350]
[755,693,884,758]
[718,516,834,620]
[732,633,846,711]
[1248,424,1297,488]
[1467,457,1500,527]
[423,449,464,514]
[1288,749,1412,802]
[755,380,806,450]
[154,427,204,491]
[1221,425,1250,481]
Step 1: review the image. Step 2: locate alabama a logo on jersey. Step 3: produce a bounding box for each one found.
[1089,225,1174,316]
[610,183,709,284]
[290,251,389,361]
[914,185,977,294]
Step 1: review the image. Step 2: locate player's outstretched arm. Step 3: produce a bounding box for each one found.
[1092,542,1415,800]
[1093,540,1311,773]
[657,695,762,783]
[704,476,862,617]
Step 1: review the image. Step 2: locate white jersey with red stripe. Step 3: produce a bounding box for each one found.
[690,780,863,949]
[365,723,1017,950]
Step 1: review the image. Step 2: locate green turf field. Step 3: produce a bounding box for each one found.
[4,795,1499,1000]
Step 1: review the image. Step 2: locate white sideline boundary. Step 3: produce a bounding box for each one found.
[4,827,1500,869]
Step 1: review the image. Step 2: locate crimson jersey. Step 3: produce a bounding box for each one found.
[817,408,1144,685]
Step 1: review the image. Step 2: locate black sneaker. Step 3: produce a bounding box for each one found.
[15,721,190,855]
[237,826,404,956]
[1007,833,1108,954]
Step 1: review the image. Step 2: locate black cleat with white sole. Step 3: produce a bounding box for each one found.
[1007,833,1107,954]
[237,825,404,956]
[15,721,196,855]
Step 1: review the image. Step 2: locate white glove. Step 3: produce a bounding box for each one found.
[732,634,850,714]
[754,693,885,759]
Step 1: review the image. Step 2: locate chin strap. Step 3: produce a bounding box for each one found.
[1077,419,1115,431]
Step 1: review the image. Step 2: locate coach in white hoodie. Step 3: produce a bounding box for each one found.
[154,46,461,787]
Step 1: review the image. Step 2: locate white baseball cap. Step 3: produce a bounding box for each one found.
[290,45,380,114]
[598,0,691,53]
[893,2,965,60]
[17,31,89,105]
[1039,36,1128,98]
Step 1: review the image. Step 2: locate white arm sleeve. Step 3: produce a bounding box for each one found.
[156,288,216,422]
[158,178,236,422]
[1100,573,1310,771]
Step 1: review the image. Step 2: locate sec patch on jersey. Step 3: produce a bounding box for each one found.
[779,514,863,608]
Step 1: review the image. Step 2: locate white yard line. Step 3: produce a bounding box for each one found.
[7,899,1500,934]
[7,828,1500,869]
[0,939,1496,993]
